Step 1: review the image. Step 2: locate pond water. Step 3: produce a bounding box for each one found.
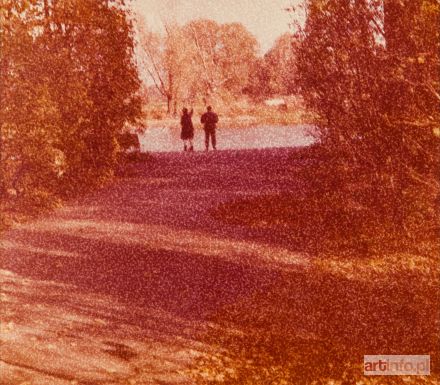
[140,125,316,153]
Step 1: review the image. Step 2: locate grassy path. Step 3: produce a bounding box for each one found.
[0,148,438,384]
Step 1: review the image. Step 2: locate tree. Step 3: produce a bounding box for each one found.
[137,17,259,109]
[182,19,223,103]
[294,0,439,235]
[138,20,176,115]
[183,19,258,103]
[0,0,142,213]
[217,22,259,94]
[0,0,63,203]
[264,33,298,95]
[52,0,142,185]
[244,57,272,100]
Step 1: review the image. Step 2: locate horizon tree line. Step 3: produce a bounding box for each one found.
[136,16,298,115]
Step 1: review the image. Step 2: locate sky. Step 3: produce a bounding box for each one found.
[133,0,294,54]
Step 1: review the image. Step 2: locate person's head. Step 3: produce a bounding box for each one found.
[182,107,188,115]
[207,106,212,112]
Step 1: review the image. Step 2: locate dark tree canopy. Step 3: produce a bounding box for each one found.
[0,0,142,213]
[294,0,439,236]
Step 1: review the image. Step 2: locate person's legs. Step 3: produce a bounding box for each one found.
[183,139,191,151]
[211,129,216,150]
[204,130,210,150]
[189,139,194,151]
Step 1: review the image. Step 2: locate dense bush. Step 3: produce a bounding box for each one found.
[292,0,439,238]
[0,0,142,217]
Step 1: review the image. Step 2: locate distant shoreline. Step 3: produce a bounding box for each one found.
[144,111,316,130]
[139,124,316,153]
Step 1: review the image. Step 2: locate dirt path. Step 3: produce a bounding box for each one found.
[0,148,310,384]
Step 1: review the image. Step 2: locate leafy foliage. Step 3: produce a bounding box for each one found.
[0,0,142,217]
[293,0,440,238]
[264,33,299,96]
[138,18,259,114]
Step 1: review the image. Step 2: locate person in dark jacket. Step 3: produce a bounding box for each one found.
[180,107,194,151]
[200,106,219,151]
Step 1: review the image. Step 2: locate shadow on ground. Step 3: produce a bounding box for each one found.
[1,149,438,384]
[188,260,439,384]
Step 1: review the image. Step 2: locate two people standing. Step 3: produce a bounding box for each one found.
[180,106,219,152]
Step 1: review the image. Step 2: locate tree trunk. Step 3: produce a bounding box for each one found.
[172,99,177,117]
[166,95,172,115]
